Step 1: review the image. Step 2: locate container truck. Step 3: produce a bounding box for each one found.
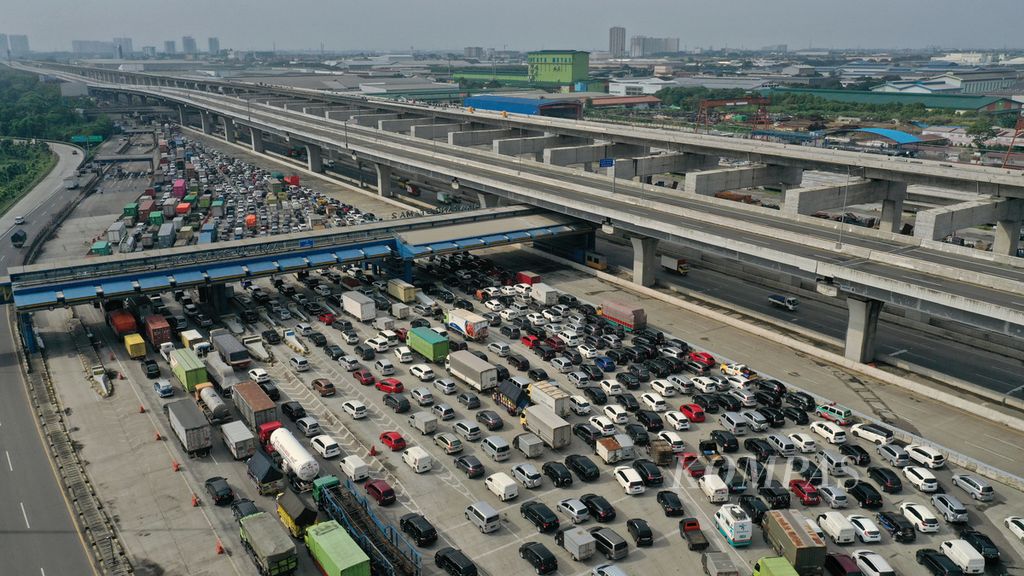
[556,527,597,561]
[529,381,569,417]
[124,333,146,359]
[342,291,375,322]
[195,382,232,424]
[386,279,418,303]
[407,327,448,362]
[762,510,827,576]
[520,406,571,449]
[205,353,241,397]
[219,420,257,460]
[515,271,541,285]
[170,348,207,393]
[447,350,498,392]
[233,381,278,433]
[239,512,299,576]
[660,255,690,275]
[143,314,172,347]
[304,520,371,576]
[599,300,647,332]
[530,283,559,306]
[179,329,210,355]
[269,428,319,490]
[242,334,273,363]
[445,309,489,341]
[107,309,138,337]
[164,399,212,457]
[210,328,251,368]
[277,490,318,538]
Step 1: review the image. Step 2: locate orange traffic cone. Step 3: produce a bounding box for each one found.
[215,539,224,555]
[172,460,180,472]
[138,404,145,413]
[369,445,378,457]
[191,494,199,507]
[155,432,161,441]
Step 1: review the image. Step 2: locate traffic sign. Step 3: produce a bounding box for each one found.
[598,158,615,168]
[70,135,103,143]
[299,239,314,248]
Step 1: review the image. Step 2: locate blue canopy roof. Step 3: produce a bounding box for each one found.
[850,128,922,145]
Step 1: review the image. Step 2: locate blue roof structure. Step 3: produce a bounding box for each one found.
[463,95,582,118]
[850,128,922,145]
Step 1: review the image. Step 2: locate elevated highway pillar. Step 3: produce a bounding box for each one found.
[845,296,883,363]
[783,179,907,232]
[222,117,236,144]
[995,216,1022,256]
[249,128,264,153]
[630,237,659,287]
[411,122,470,140]
[375,164,393,197]
[610,153,718,180]
[684,164,802,196]
[199,111,213,135]
[914,198,1023,254]
[305,143,323,173]
[352,113,400,127]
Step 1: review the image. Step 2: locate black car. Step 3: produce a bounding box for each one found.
[736,457,769,488]
[281,401,306,421]
[400,513,438,546]
[520,501,560,533]
[454,299,474,311]
[792,458,824,485]
[624,423,650,446]
[692,394,720,414]
[656,490,685,516]
[605,349,628,364]
[628,364,651,382]
[230,498,260,521]
[960,529,1000,561]
[141,359,160,378]
[754,390,782,408]
[848,482,884,509]
[454,455,485,478]
[784,391,816,411]
[744,438,777,462]
[632,459,664,486]
[476,410,504,430]
[204,476,234,505]
[258,379,280,401]
[542,461,573,488]
[573,423,602,447]
[470,350,489,362]
[758,407,786,427]
[527,368,549,382]
[782,406,810,425]
[558,293,578,307]
[738,495,770,525]
[759,482,792,509]
[500,325,521,340]
[457,392,480,409]
[635,410,663,432]
[324,344,345,360]
[627,518,654,547]
[353,344,375,361]
[582,386,608,406]
[436,546,477,575]
[383,392,411,413]
[840,444,871,466]
[712,393,741,412]
[717,463,748,493]
[868,467,903,493]
[877,511,916,543]
[685,360,710,375]
[756,378,788,396]
[579,493,615,522]
[613,393,640,413]
[710,430,739,452]
[916,548,959,575]
[579,363,603,381]
[410,318,430,328]
[534,345,556,362]
[565,455,600,482]
[519,542,557,575]
[495,365,510,382]
[507,354,530,371]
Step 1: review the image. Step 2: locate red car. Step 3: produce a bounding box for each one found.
[521,335,541,349]
[376,378,404,394]
[545,337,565,352]
[678,452,706,478]
[689,351,716,368]
[789,479,819,505]
[379,431,407,451]
[354,369,375,386]
[318,312,335,325]
[395,328,408,342]
[679,403,706,423]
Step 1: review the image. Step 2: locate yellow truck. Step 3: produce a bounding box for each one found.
[124,333,146,359]
[277,489,318,538]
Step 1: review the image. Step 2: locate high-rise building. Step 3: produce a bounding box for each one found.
[142,46,157,58]
[464,46,484,59]
[181,36,197,55]
[8,34,29,57]
[207,37,220,55]
[609,26,626,58]
[629,36,679,57]
[113,37,133,58]
[72,40,115,56]
[164,40,176,54]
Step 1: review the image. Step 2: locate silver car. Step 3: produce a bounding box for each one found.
[931,493,969,523]
[952,474,994,501]
[818,485,849,509]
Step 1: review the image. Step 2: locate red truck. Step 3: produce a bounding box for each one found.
[107,309,137,337]
[143,314,172,347]
[599,300,647,332]
[678,518,709,551]
[515,271,541,285]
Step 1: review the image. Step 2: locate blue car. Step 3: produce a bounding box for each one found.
[594,356,616,372]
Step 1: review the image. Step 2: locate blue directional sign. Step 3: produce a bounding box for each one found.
[598,158,615,168]
[299,239,314,248]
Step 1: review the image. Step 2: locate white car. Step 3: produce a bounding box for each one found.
[650,379,677,397]
[903,466,938,493]
[691,376,722,393]
[511,463,542,488]
[603,404,629,424]
[810,421,847,444]
[723,375,754,390]
[657,431,685,453]
[410,364,435,382]
[364,336,390,352]
[588,415,616,436]
[499,308,521,321]
[658,346,684,359]
[514,283,532,295]
[905,444,946,469]
[899,502,939,533]
[665,411,691,431]
[614,465,645,495]
[568,395,591,416]
[247,368,270,383]
[854,550,894,576]
[541,309,562,322]
[342,400,367,419]
[500,285,517,297]
[481,286,500,298]
[578,344,599,359]
[526,312,547,326]
[394,346,413,363]
[484,299,504,312]
[599,379,623,395]
[720,363,752,377]
[640,392,668,412]
[556,498,590,523]
[314,284,332,296]
[789,433,817,453]
[310,435,341,458]
[1004,516,1024,542]
[847,515,881,543]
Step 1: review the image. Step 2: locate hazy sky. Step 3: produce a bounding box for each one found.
[6,0,1023,53]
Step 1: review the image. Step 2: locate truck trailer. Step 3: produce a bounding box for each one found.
[195,382,232,424]
[210,328,251,368]
[520,406,571,449]
[239,512,299,576]
[599,300,647,332]
[170,348,207,393]
[762,510,827,576]
[529,381,569,417]
[407,326,449,363]
[233,381,278,433]
[143,314,172,347]
[164,399,212,457]
[447,350,498,392]
[124,333,146,359]
[445,308,489,341]
[341,291,375,322]
[386,279,418,303]
[219,420,257,460]
[304,520,371,576]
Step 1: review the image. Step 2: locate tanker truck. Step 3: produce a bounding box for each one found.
[269,427,319,493]
[195,382,232,424]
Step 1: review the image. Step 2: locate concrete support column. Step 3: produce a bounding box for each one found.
[199,111,213,135]
[630,237,659,287]
[177,106,185,125]
[199,285,229,314]
[994,218,1022,256]
[305,143,323,173]
[250,128,264,153]
[880,197,904,233]
[223,117,236,143]
[375,163,393,197]
[844,297,883,363]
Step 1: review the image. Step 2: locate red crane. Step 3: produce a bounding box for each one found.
[1002,113,1024,169]
[695,97,771,133]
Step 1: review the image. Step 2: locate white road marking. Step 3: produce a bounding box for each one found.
[984,434,1022,450]
[40,568,46,576]
[964,441,1013,461]
[6,450,12,471]
[888,349,908,357]
[901,275,943,287]
[20,501,30,528]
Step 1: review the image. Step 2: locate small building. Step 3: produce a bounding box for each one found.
[463,95,582,119]
[527,50,590,85]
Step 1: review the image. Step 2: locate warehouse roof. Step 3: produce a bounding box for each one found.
[849,128,922,145]
[463,95,582,117]
[766,88,1018,110]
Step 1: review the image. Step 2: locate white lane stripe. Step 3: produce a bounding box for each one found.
[20,502,30,529]
[6,450,12,471]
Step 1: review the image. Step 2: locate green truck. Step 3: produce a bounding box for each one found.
[239,512,298,576]
[169,348,207,393]
[304,520,371,576]
[761,510,826,576]
[406,326,448,363]
[753,557,800,576]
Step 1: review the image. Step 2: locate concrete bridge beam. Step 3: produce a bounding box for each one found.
[493,135,587,160]
[610,153,719,180]
[845,296,883,363]
[449,128,518,147]
[784,179,907,232]
[325,108,364,121]
[302,106,326,116]
[352,113,400,127]
[914,198,1023,255]
[379,118,430,133]
[411,122,471,140]
[375,163,393,197]
[630,236,659,287]
[684,164,803,196]
[284,102,311,111]
[542,143,648,168]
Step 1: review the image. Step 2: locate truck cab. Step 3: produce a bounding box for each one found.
[153,379,173,398]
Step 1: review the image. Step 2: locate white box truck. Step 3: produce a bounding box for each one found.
[220,420,257,460]
[529,381,570,417]
[530,283,558,306]
[447,350,498,392]
[520,406,571,449]
[342,291,376,322]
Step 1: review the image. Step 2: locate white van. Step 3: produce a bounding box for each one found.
[939,539,985,574]
[699,474,730,503]
[558,331,581,346]
[402,446,433,473]
[485,472,519,502]
[768,434,796,457]
[810,421,847,444]
[482,436,511,462]
[289,356,310,372]
[816,450,849,477]
[906,444,946,469]
[816,511,856,545]
[714,504,753,547]
[374,359,395,376]
[340,455,369,482]
[465,501,501,534]
[394,346,413,363]
[378,330,399,346]
[719,412,749,436]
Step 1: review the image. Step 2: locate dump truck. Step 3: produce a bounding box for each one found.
[277,490,318,538]
[599,300,647,332]
[768,294,799,312]
[520,406,571,449]
[195,382,232,424]
[556,526,596,561]
[242,334,273,363]
[647,438,675,467]
[164,399,212,457]
[445,308,489,341]
[210,328,251,368]
[205,353,241,397]
[679,517,710,551]
[170,348,207,393]
[220,420,257,460]
[447,350,498,392]
[407,326,449,362]
[233,381,278,433]
[660,255,690,275]
[342,291,375,322]
[530,283,559,306]
[304,520,371,576]
[529,381,569,417]
[386,278,418,303]
[762,510,827,576]
[124,333,146,359]
[143,314,172,347]
[239,511,299,575]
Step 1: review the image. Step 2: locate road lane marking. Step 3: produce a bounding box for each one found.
[964,441,1013,461]
[6,450,11,471]
[984,434,1022,450]
[901,275,943,287]
[888,349,908,357]
[20,501,30,528]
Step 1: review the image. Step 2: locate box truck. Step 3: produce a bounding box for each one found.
[342,291,376,322]
[305,521,371,576]
[143,314,172,347]
[233,381,278,433]
[445,308,489,341]
[210,328,251,368]
[164,399,212,457]
[170,348,207,393]
[238,512,299,576]
[447,350,498,392]
[520,406,571,449]
[660,255,690,275]
[407,326,449,362]
[529,381,569,417]
[386,279,418,303]
[124,333,146,359]
[762,510,827,576]
[599,300,647,332]
[220,420,257,460]
[530,283,559,306]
